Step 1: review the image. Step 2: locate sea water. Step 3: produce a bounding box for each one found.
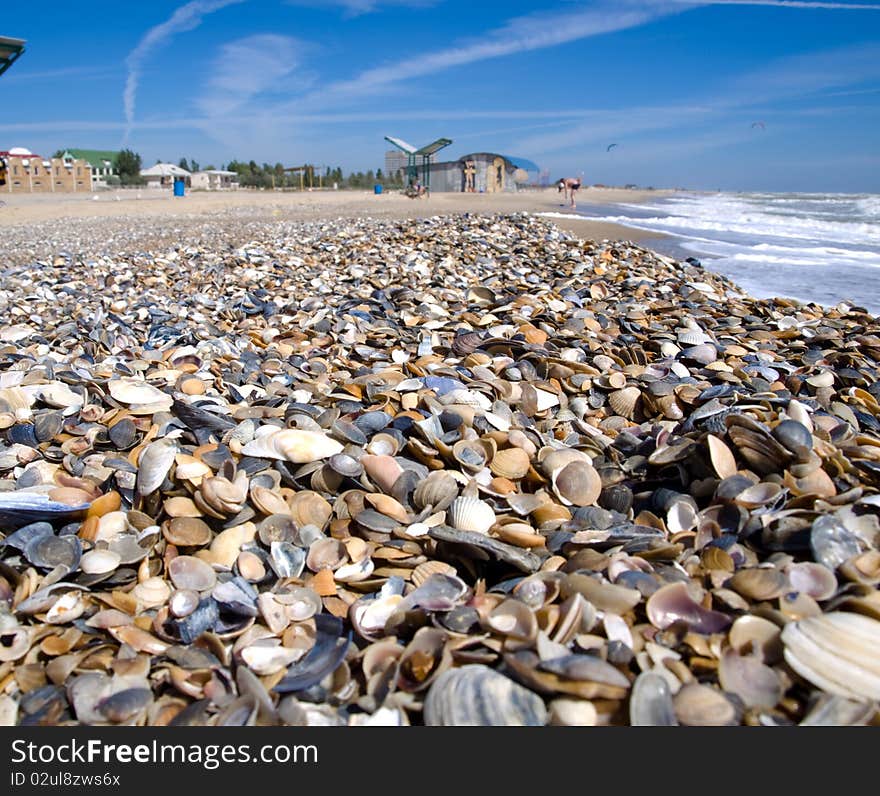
[569,192,880,314]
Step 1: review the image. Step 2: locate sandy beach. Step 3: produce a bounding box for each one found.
[0,186,669,248]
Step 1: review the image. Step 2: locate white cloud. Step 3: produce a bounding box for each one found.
[196,34,306,116]
[123,0,245,141]
[285,1,437,16]
[297,2,685,104]
[680,1,880,9]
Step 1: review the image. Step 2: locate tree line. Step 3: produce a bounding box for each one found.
[52,149,406,189]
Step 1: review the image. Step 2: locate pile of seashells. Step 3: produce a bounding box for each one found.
[0,212,878,726]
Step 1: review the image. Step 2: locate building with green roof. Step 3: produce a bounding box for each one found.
[62,149,120,185]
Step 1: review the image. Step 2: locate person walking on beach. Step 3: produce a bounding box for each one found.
[559,177,582,209]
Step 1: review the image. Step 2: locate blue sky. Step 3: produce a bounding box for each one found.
[1,0,879,191]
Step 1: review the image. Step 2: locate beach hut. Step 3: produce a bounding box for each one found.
[140,163,192,190]
[191,170,239,191]
[426,153,538,193]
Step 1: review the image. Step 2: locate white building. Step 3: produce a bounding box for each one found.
[191,169,239,190]
[139,162,191,189]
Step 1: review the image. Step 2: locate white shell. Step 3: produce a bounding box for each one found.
[241,428,343,462]
[108,378,169,405]
[80,549,121,575]
[781,612,880,700]
[448,496,496,534]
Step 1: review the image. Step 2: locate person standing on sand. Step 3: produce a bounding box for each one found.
[559,177,582,209]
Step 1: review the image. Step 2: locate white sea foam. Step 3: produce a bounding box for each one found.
[581,191,880,311]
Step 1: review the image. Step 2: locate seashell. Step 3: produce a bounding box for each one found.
[411,560,457,588]
[133,577,172,608]
[772,419,813,460]
[608,386,641,419]
[169,589,200,618]
[551,460,601,507]
[0,491,90,529]
[241,428,343,463]
[811,515,861,571]
[839,551,880,586]
[629,671,678,726]
[162,517,212,548]
[79,549,121,575]
[452,439,494,472]
[486,599,538,641]
[806,370,834,388]
[136,438,178,496]
[0,626,31,662]
[241,641,303,677]
[800,695,878,726]
[413,470,459,511]
[46,591,87,624]
[168,556,217,592]
[275,614,350,694]
[727,567,789,601]
[351,593,404,640]
[365,433,399,457]
[781,612,880,700]
[328,452,363,478]
[707,434,737,478]
[646,582,731,634]
[548,698,598,726]
[236,551,267,582]
[538,654,631,693]
[24,533,81,572]
[673,683,739,726]
[250,485,289,516]
[361,453,404,494]
[365,493,410,523]
[334,556,374,583]
[98,688,152,723]
[718,649,783,709]
[424,664,547,726]
[306,538,347,572]
[397,627,452,691]
[489,447,531,480]
[108,378,169,406]
[288,491,332,531]
[733,482,782,508]
[447,496,496,534]
[728,615,782,662]
[561,573,640,615]
[494,521,545,548]
[269,542,306,579]
[786,562,837,601]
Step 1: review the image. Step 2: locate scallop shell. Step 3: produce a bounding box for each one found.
[241,428,343,463]
[447,496,496,534]
[608,386,641,419]
[413,470,460,512]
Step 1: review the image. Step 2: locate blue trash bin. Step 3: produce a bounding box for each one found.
[373,184,383,195]
[173,178,185,197]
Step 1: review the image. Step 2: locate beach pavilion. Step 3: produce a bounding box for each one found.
[0,36,25,78]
